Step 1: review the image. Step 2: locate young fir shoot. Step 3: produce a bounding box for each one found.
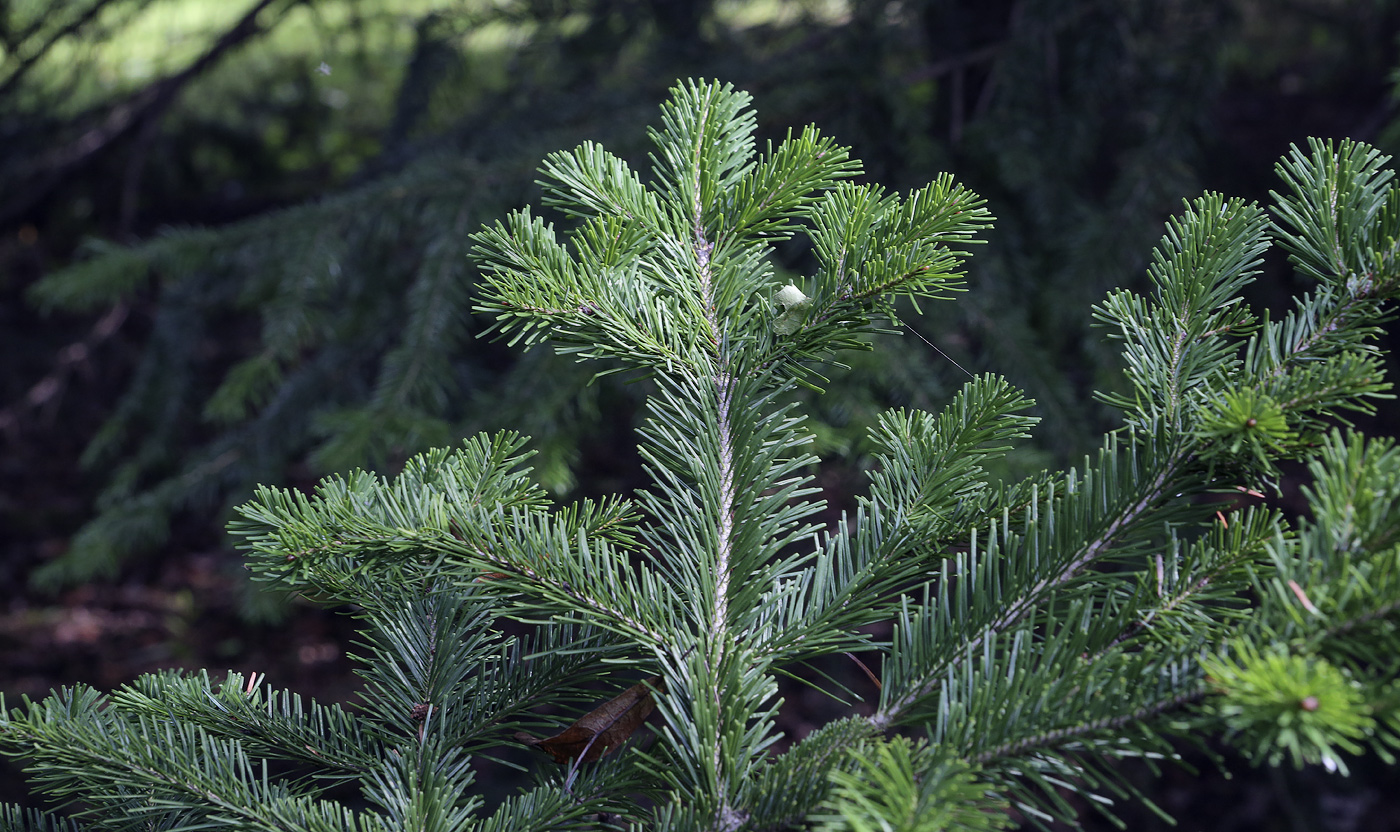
[3,82,1399,832]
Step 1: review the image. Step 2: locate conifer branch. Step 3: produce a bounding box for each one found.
[439,533,671,646]
[972,687,1208,767]
[871,442,1191,729]
[10,81,1400,832]
[709,375,737,632]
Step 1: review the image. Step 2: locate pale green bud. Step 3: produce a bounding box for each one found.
[773,284,812,335]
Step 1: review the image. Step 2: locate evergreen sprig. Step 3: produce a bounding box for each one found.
[4,79,1399,831]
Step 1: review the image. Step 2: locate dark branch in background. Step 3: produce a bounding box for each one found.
[0,0,126,99]
[0,302,129,440]
[119,100,166,235]
[0,0,302,229]
[903,1,1097,143]
[901,42,1003,86]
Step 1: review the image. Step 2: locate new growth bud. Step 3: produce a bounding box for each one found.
[773,284,812,335]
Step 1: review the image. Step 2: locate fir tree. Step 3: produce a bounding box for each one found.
[4,79,1400,831]
[13,0,1264,598]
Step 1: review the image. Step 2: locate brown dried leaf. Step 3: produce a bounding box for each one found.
[515,675,663,764]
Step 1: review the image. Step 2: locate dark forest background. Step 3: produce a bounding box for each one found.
[3,0,1399,827]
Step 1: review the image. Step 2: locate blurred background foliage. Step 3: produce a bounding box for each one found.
[3,0,1400,825]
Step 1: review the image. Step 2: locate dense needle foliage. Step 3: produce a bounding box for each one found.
[3,79,1399,831]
